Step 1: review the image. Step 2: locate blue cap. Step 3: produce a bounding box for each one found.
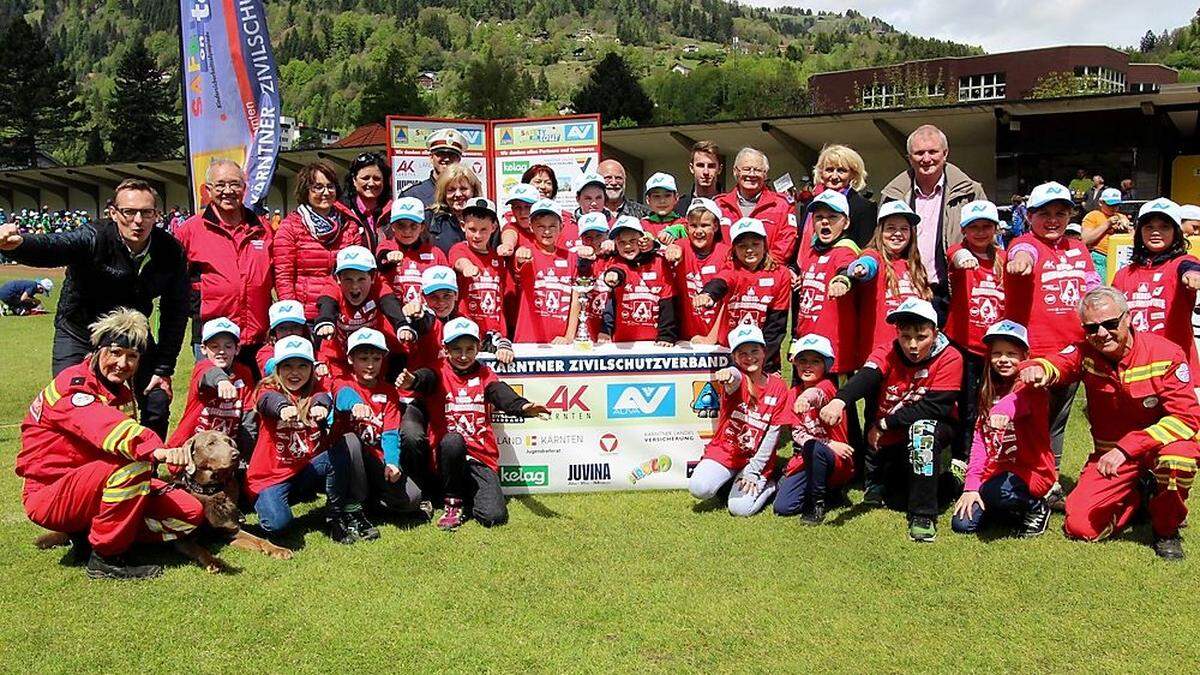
[390,196,426,224]
[983,320,1029,350]
[335,245,376,274]
[274,336,315,364]
[877,200,920,226]
[347,327,387,354]
[506,183,540,205]
[1099,188,1123,206]
[1027,182,1074,210]
[809,190,849,216]
[959,200,1000,228]
[201,317,241,343]
[269,300,306,329]
[728,324,765,351]
[442,317,480,344]
[577,212,609,236]
[729,217,767,242]
[609,215,645,238]
[421,265,458,295]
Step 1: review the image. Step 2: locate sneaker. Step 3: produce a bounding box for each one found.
[438,497,466,531]
[949,458,968,486]
[1044,482,1066,512]
[862,484,885,508]
[1153,536,1185,561]
[799,500,826,526]
[347,510,380,541]
[418,500,435,522]
[1017,499,1051,538]
[327,513,362,545]
[85,551,163,580]
[908,516,937,543]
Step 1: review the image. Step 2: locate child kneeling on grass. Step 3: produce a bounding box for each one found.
[688,325,792,517]
[773,334,855,525]
[168,317,255,453]
[398,318,550,530]
[951,320,1056,538]
[819,298,963,543]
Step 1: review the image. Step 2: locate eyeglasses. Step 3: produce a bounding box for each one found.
[208,181,244,192]
[309,184,337,194]
[1082,312,1125,335]
[114,208,158,220]
[736,167,767,176]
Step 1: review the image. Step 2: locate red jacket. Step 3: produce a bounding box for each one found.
[1113,255,1200,375]
[17,360,162,497]
[175,205,274,345]
[1033,331,1200,460]
[793,239,861,373]
[945,244,1007,357]
[271,202,366,320]
[714,188,798,264]
[1004,233,1097,357]
[167,359,255,447]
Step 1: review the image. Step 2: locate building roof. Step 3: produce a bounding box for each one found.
[331,122,386,148]
[809,44,1139,79]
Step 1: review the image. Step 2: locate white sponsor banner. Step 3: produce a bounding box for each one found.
[480,342,729,494]
[491,116,601,213]
[386,116,490,199]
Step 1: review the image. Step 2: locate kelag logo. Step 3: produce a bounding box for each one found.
[500,465,549,487]
[606,383,674,419]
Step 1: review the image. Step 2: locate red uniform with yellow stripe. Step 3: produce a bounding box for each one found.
[1031,331,1200,539]
[16,360,203,556]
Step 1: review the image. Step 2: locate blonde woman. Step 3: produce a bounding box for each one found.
[799,144,877,256]
[426,163,484,254]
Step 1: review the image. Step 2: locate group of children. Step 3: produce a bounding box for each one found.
[167,166,1200,546]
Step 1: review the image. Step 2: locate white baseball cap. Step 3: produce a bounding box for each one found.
[390,196,426,224]
[686,197,722,222]
[442,316,480,344]
[609,215,645,237]
[421,265,458,295]
[729,217,767,242]
[1065,222,1082,235]
[788,333,835,366]
[37,278,53,293]
[1180,204,1200,221]
[201,317,241,343]
[1138,197,1182,226]
[877,200,920,226]
[728,324,766,351]
[462,196,498,221]
[1027,182,1074,209]
[577,212,610,236]
[959,200,1000,228]
[644,172,677,195]
[886,297,938,325]
[1099,187,1123,206]
[530,198,561,218]
[269,300,306,329]
[427,128,468,155]
[347,327,387,354]
[274,336,315,364]
[506,183,540,205]
[983,320,1029,350]
[809,190,849,216]
[335,245,376,274]
[574,172,605,195]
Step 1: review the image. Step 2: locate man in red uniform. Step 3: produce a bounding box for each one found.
[16,309,201,579]
[1020,287,1200,560]
[175,159,274,375]
[715,147,798,265]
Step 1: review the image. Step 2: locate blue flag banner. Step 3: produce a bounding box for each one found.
[180,0,282,209]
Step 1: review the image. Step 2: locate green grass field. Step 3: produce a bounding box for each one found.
[1,266,1196,672]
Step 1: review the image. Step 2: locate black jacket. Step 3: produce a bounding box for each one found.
[9,221,190,376]
[797,188,878,250]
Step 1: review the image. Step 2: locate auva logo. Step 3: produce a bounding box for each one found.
[564,123,595,141]
[606,383,675,419]
[459,129,483,145]
[500,465,548,487]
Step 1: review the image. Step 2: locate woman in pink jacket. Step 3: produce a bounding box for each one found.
[272,160,368,320]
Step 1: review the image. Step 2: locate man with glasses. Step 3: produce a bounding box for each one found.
[174,159,273,374]
[402,128,468,209]
[0,179,189,437]
[714,147,797,264]
[1020,286,1200,560]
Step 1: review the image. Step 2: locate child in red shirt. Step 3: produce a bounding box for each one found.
[688,325,792,517]
[398,318,549,530]
[792,190,862,375]
[168,317,256,452]
[951,320,1056,538]
[449,198,511,338]
[597,216,677,344]
[773,334,855,524]
[822,298,962,543]
[663,198,729,343]
[313,245,405,381]
[693,217,791,371]
[378,196,448,306]
[512,199,583,344]
[257,300,310,377]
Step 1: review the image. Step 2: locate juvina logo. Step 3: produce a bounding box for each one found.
[567,463,611,483]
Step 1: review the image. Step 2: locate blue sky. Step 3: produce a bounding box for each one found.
[748,1,1198,52]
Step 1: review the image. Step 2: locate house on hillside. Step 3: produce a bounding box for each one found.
[671,62,692,76]
[558,104,576,116]
[416,72,438,91]
[683,44,699,54]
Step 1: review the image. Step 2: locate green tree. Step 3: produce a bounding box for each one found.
[0,18,81,168]
[107,39,182,161]
[356,49,429,125]
[572,52,654,127]
[84,127,107,164]
[453,49,527,118]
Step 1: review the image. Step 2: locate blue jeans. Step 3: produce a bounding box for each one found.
[774,440,837,516]
[951,471,1036,533]
[254,451,337,533]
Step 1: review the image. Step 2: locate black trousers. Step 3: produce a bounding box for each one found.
[866,419,952,518]
[956,350,986,461]
[438,432,508,527]
[399,400,438,497]
[51,328,171,439]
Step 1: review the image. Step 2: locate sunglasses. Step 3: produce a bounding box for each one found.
[1082,312,1125,335]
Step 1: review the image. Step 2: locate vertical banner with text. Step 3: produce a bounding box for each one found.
[180,0,282,210]
[385,116,489,199]
[490,115,602,212]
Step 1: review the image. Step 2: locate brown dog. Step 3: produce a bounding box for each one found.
[35,430,292,571]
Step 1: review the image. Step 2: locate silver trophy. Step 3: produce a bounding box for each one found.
[572,274,595,350]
